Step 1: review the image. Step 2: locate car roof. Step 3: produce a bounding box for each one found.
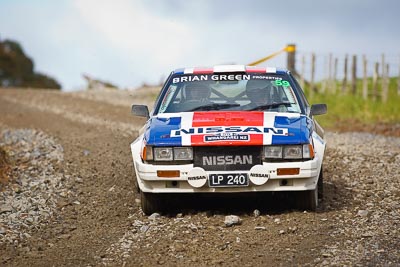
[172,65,289,75]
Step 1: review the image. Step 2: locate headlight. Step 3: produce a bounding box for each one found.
[154,147,173,161]
[283,145,302,159]
[173,147,193,160]
[302,144,314,159]
[264,146,283,158]
[263,144,314,160]
[152,147,193,161]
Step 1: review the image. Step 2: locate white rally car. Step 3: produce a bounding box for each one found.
[131,65,327,214]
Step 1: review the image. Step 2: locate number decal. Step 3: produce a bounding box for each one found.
[227,174,246,185]
[274,80,290,87]
[227,175,234,185]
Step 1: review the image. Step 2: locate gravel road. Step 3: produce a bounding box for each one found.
[0,88,399,266]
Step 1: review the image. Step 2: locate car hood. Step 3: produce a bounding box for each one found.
[144,112,312,146]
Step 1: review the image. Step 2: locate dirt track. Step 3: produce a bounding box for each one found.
[0,89,399,266]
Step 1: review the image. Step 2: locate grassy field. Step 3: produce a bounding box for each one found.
[304,77,400,128]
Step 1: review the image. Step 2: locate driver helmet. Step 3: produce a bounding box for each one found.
[245,80,271,105]
[184,83,211,101]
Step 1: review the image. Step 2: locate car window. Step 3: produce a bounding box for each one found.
[159,84,178,113]
[290,74,309,112]
[156,73,302,114]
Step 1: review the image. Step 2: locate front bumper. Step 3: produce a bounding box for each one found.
[134,158,320,193]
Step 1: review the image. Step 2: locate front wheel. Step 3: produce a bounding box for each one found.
[318,166,324,200]
[140,191,163,215]
[297,187,318,211]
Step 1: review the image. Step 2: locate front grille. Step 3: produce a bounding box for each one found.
[194,146,262,171]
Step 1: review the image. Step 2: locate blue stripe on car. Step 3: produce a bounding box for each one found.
[145,116,183,146]
[271,116,310,145]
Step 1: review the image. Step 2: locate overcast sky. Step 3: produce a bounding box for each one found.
[1,0,399,90]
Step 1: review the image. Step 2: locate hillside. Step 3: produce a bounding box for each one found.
[0,39,60,89]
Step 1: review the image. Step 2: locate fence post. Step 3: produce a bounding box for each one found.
[372,62,379,101]
[398,55,400,96]
[382,64,389,103]
[333,58,338,93]
[386,63,390,97]
[321,55,327,93]
[310,53,316,96]
[351,54,357,95]
[286,44,296,75]
[342,54,348,93]
[381,54,385,81]
[381,54,385,100]
[328,53,332,93]
[300,54,305,89]
[362,55,368,100]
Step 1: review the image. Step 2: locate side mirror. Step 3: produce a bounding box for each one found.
[310,104,327,116]
[131,105,150,119]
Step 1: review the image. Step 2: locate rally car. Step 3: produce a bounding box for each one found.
[130,65,327,214]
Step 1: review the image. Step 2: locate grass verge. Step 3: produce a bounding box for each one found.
[304,77,400,130]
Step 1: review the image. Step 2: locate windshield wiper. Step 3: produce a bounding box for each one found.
[248,102,295,111]
[189,103,240,111]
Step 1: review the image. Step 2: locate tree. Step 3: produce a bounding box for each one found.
[0,39,61,89]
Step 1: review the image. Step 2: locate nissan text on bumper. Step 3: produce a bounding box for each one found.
[130,65,327,214]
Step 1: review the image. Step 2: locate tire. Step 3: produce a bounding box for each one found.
[317,166,324,200]
[140,191,162,215]
[297,187,318,211]
[134,178,140,193]
[132,163,140,193]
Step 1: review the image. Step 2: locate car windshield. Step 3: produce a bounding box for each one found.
[157,73,302,114]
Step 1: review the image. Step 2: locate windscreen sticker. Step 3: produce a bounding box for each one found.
[172,74,251,83]
[274,80,290,87]
[159,86,176,113]
[251,75,282,80]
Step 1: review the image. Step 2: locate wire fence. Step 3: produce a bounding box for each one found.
[296,51,400,81]
[289,48,400,101]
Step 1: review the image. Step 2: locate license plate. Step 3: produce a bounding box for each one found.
[209,173,249,187]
